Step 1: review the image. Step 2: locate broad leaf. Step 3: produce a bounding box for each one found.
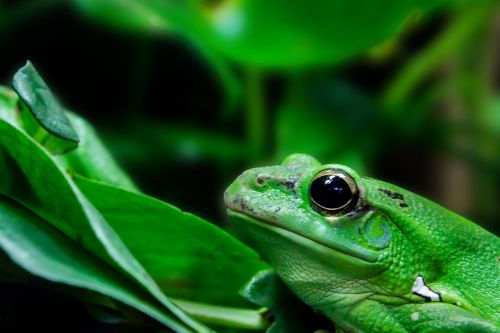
[0,86,212,332]
[56,112,139,192]
[74,175,269,308]
[0,197,195,332]
[190,0,449,68]
[75,0,450,68]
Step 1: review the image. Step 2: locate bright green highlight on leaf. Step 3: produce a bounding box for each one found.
[74,0,450,68]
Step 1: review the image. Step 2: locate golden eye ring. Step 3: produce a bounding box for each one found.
[309,169,359,217]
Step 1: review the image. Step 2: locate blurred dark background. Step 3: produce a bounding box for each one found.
[0,0,499,331]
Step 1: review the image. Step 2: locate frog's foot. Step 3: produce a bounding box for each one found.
[327,300,498,333]
[394,303,499,333]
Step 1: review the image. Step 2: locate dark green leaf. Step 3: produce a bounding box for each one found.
[276,80,377,172]
[0,197,196,332]
[383,1,494,111]
[74,175,269,308]
[191,0,449,67]
[12,61,79,154]
[0,87,212,332]
[241,270,333,333]
[56,112,139,192]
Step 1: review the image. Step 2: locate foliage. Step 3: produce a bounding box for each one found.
[0,0,499,332]
[0,64,267,332]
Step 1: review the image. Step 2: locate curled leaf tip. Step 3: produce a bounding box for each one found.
[12,61,80,154]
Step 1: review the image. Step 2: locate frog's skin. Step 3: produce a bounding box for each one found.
[224,154,500,333]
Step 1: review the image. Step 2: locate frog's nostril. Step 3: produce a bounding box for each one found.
[256,176,266,186]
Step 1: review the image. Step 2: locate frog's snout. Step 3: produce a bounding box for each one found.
[224,155,320,214]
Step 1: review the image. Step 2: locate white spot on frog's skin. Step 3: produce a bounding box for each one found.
[412,275,442,302]
[411,312,420,321]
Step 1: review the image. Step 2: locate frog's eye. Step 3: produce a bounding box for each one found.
[309,169,359,216]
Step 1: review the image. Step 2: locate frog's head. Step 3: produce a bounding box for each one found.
[224,153,436,308]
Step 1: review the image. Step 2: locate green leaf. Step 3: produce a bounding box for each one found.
[56,112,139,192]
[74,0,190,34]
[191,0,449,68]
[276,80,377,173]
[0,90,212,332]
[241,270,333,333]
[12,61,79,154]
[73,0,241,118]
[75,0,450,68]
[73,175,269,307]
[0,197,197,332]
[0,87,19,125]
[105,122,245,166]
[383,1,494,111]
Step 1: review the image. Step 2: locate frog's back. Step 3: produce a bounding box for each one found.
[364,177,500,324]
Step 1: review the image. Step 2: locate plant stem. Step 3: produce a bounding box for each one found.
[128,38,153,119]
[383,2,492,112]
[172,298,269,331]
[245,68,266,163]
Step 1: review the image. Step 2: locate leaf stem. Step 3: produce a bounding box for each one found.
[172,298,269,331]
[245,68,266,162]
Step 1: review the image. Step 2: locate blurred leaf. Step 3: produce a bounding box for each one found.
[276,80,378,172]
[74,0,241,118]
[241,270,332,333]
[276,103,337,161]
[56,112,139,192]
[0,86,212,332]
[106,122,245,166]
[74,175,269,308]
[12,61,79,154]
[74,0,193,34]
[193,41,241,120]
[383,1,494,111]
[0,197,199,332]
[85,304,128,325]
[482,97,500,134]
[0,0,66,31]
[192,0,449,68]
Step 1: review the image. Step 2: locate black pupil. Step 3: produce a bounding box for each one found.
[310,175,352,209]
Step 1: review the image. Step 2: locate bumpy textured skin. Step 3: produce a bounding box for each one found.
[225,154,500,333]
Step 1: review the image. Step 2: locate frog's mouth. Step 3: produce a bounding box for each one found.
[227,209,380,264]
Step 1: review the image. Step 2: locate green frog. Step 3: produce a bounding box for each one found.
[224,154,499,332]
